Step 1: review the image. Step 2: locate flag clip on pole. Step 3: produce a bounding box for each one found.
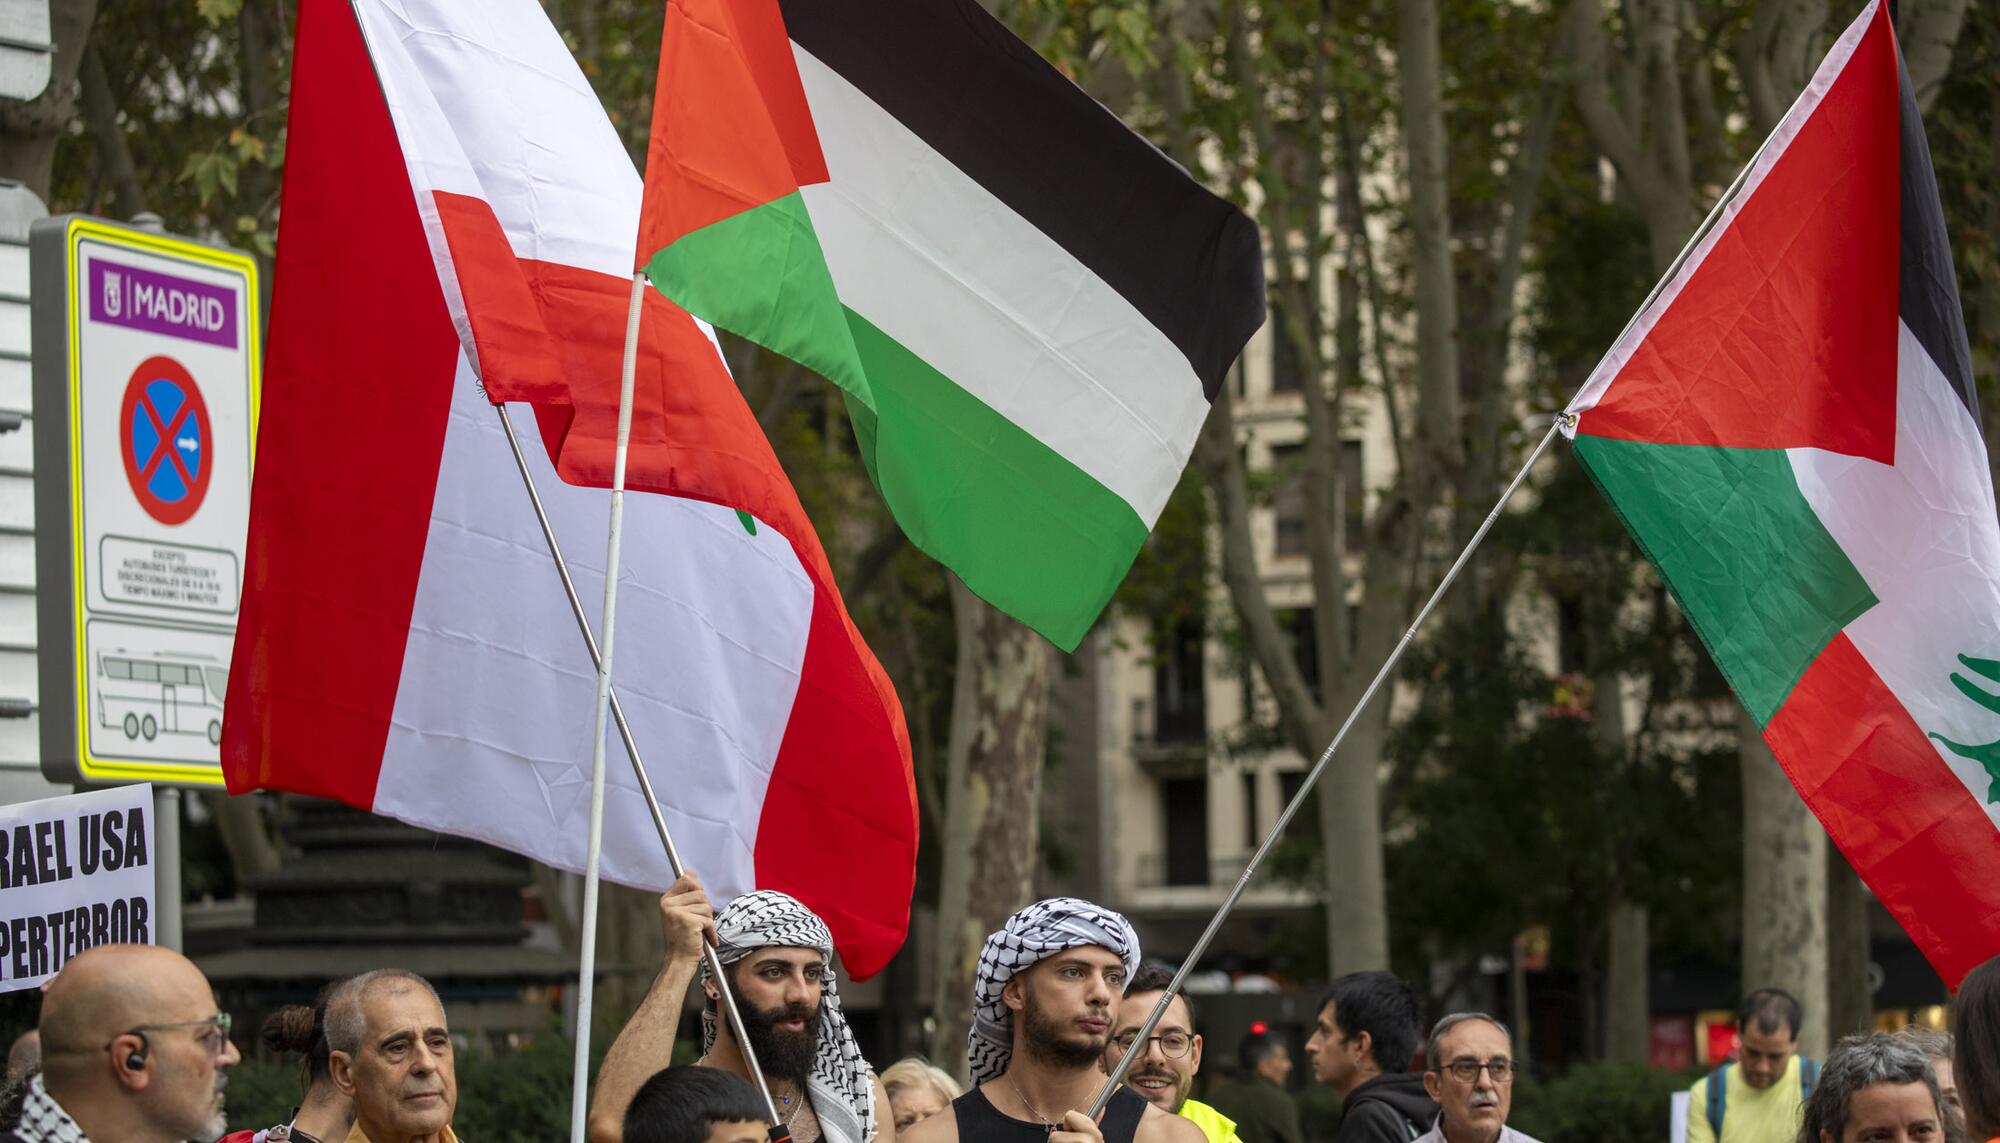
[1088,416,1564,1117]
[495,411,786,1124]
[568,270,649,1143]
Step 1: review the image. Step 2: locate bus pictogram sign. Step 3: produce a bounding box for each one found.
[117,355,212,525]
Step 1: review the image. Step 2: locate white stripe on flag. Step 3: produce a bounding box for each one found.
[794,45,1208,527]
[1788,320,2000,825]
[375,355,815,897]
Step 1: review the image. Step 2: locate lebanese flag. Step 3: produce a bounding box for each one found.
[223,0,915,974]
[1565,0,1998,985]
[633,0,1266,651]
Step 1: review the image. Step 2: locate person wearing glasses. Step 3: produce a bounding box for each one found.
[1102,966,1241,1143]
[1414,1015,1538,1143]
[9,943,241,1143]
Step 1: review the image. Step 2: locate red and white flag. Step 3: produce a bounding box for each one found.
[223,0,916,975]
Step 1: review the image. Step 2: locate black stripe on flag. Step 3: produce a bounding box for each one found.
[1897,54,1979,431]
[778,0,1265,400]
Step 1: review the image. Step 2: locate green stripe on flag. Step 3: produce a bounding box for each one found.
[843,309,1150,651]
[645,190,873,409]
[1573,436,1877,726]
[648,190,1153,650]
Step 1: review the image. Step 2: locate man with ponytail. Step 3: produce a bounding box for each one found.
[221,980,355,1143]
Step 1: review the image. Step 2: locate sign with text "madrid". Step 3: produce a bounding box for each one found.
[32,217,261,787]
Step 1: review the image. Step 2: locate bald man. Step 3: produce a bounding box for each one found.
[326,969,459,1143]
[14,943,241,1143]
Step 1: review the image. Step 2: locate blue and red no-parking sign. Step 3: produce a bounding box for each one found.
[118,355,212,525]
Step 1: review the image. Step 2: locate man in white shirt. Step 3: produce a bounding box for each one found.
[1413,1014,1540,1143]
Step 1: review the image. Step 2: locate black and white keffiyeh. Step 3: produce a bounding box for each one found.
[14,1074,90,1143]
[967,897,1141,1086]
[701,890,876,1143]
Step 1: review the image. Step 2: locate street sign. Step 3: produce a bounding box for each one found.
[30,217,259,787]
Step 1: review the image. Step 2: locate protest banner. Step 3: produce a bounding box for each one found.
[0,784,154,992]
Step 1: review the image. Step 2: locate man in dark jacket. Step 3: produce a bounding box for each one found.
[1207,1031,1303,1143]
[1303,973,1436,1143]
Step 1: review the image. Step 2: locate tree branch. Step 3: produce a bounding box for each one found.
[1196,389,1326,752]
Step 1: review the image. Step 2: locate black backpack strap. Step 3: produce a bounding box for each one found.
[1707,1063,1731,1136]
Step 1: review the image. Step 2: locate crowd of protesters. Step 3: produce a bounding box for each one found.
[0,877,1994,1143]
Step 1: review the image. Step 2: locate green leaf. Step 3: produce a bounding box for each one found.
[195,0,243,27]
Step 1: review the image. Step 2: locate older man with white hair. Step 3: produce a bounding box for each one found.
[1414,1014,1540,1143]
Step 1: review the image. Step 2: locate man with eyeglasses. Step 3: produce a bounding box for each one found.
[1101,966,1241,1143]
[1415,1015,1539,1143]
[327,969,458,1143]
[10,943,241,1143]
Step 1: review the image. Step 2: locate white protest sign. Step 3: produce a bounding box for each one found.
[0,783,154,992]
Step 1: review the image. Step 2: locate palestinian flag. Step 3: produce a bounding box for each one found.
[224,0,915,974]
[636,0,1266,651]
[1566,0,1998,985]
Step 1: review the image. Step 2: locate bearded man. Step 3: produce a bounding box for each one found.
[589,873,891,1143]
[903,899,1204,1143]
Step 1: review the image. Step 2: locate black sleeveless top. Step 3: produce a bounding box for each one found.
[955,1086,1149,1143]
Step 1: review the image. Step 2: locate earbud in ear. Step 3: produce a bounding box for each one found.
[123,1031,150,1072]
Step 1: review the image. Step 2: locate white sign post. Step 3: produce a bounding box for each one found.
[30,216,260,789]
[0,783,156,993]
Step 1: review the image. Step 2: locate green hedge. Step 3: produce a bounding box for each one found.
[1510,1062,1699,1143]
[224,1035,593,1143]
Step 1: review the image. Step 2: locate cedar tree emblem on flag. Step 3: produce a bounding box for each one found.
[1566,0,1998,985]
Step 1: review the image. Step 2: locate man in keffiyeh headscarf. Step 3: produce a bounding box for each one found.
[586,873,889,1143]
[902,898,1203,1143]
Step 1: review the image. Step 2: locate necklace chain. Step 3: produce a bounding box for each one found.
[1008,1075,1059,1135]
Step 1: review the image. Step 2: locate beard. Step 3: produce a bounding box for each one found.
[742,1000,820,1083]
[1021,989,1107,1071]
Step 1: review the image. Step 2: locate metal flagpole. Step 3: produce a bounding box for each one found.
[1090,415,1564,1114]
[568,270,649,1143]
[494,406,787,1130]
[1091,117,1778,1116]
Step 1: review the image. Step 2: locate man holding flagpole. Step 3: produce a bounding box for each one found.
[904,900,1203,1143]
[591,881,892,1143]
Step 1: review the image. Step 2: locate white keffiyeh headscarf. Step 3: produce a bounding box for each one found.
[701,890,876,1143]
[967,897,1142,1086]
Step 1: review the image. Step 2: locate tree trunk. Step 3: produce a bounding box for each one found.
[927,578,1054,1081]
[1396,0,1461,468]
[0,0,94,198]
[1826,846,1874,1041]
[200,791,283,881]
[1316,699,1391,974]
[1605,904,1651,1063]
[1739,708,1828,1061]
[1897,0,1969,114]
[1593,659,1649,1065]
[79,45,144,219]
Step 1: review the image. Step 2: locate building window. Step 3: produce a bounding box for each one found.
[1280,607,1320,700]
[1242,769,1259,851]
[1341,440,1364,554]
[1278,769,1316,841]
[1270,302,1302,393]
[1162,778,1210,886]
[1272,442,1363,558]
[1153,618,1206,744]
[1273,444,1305,558]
